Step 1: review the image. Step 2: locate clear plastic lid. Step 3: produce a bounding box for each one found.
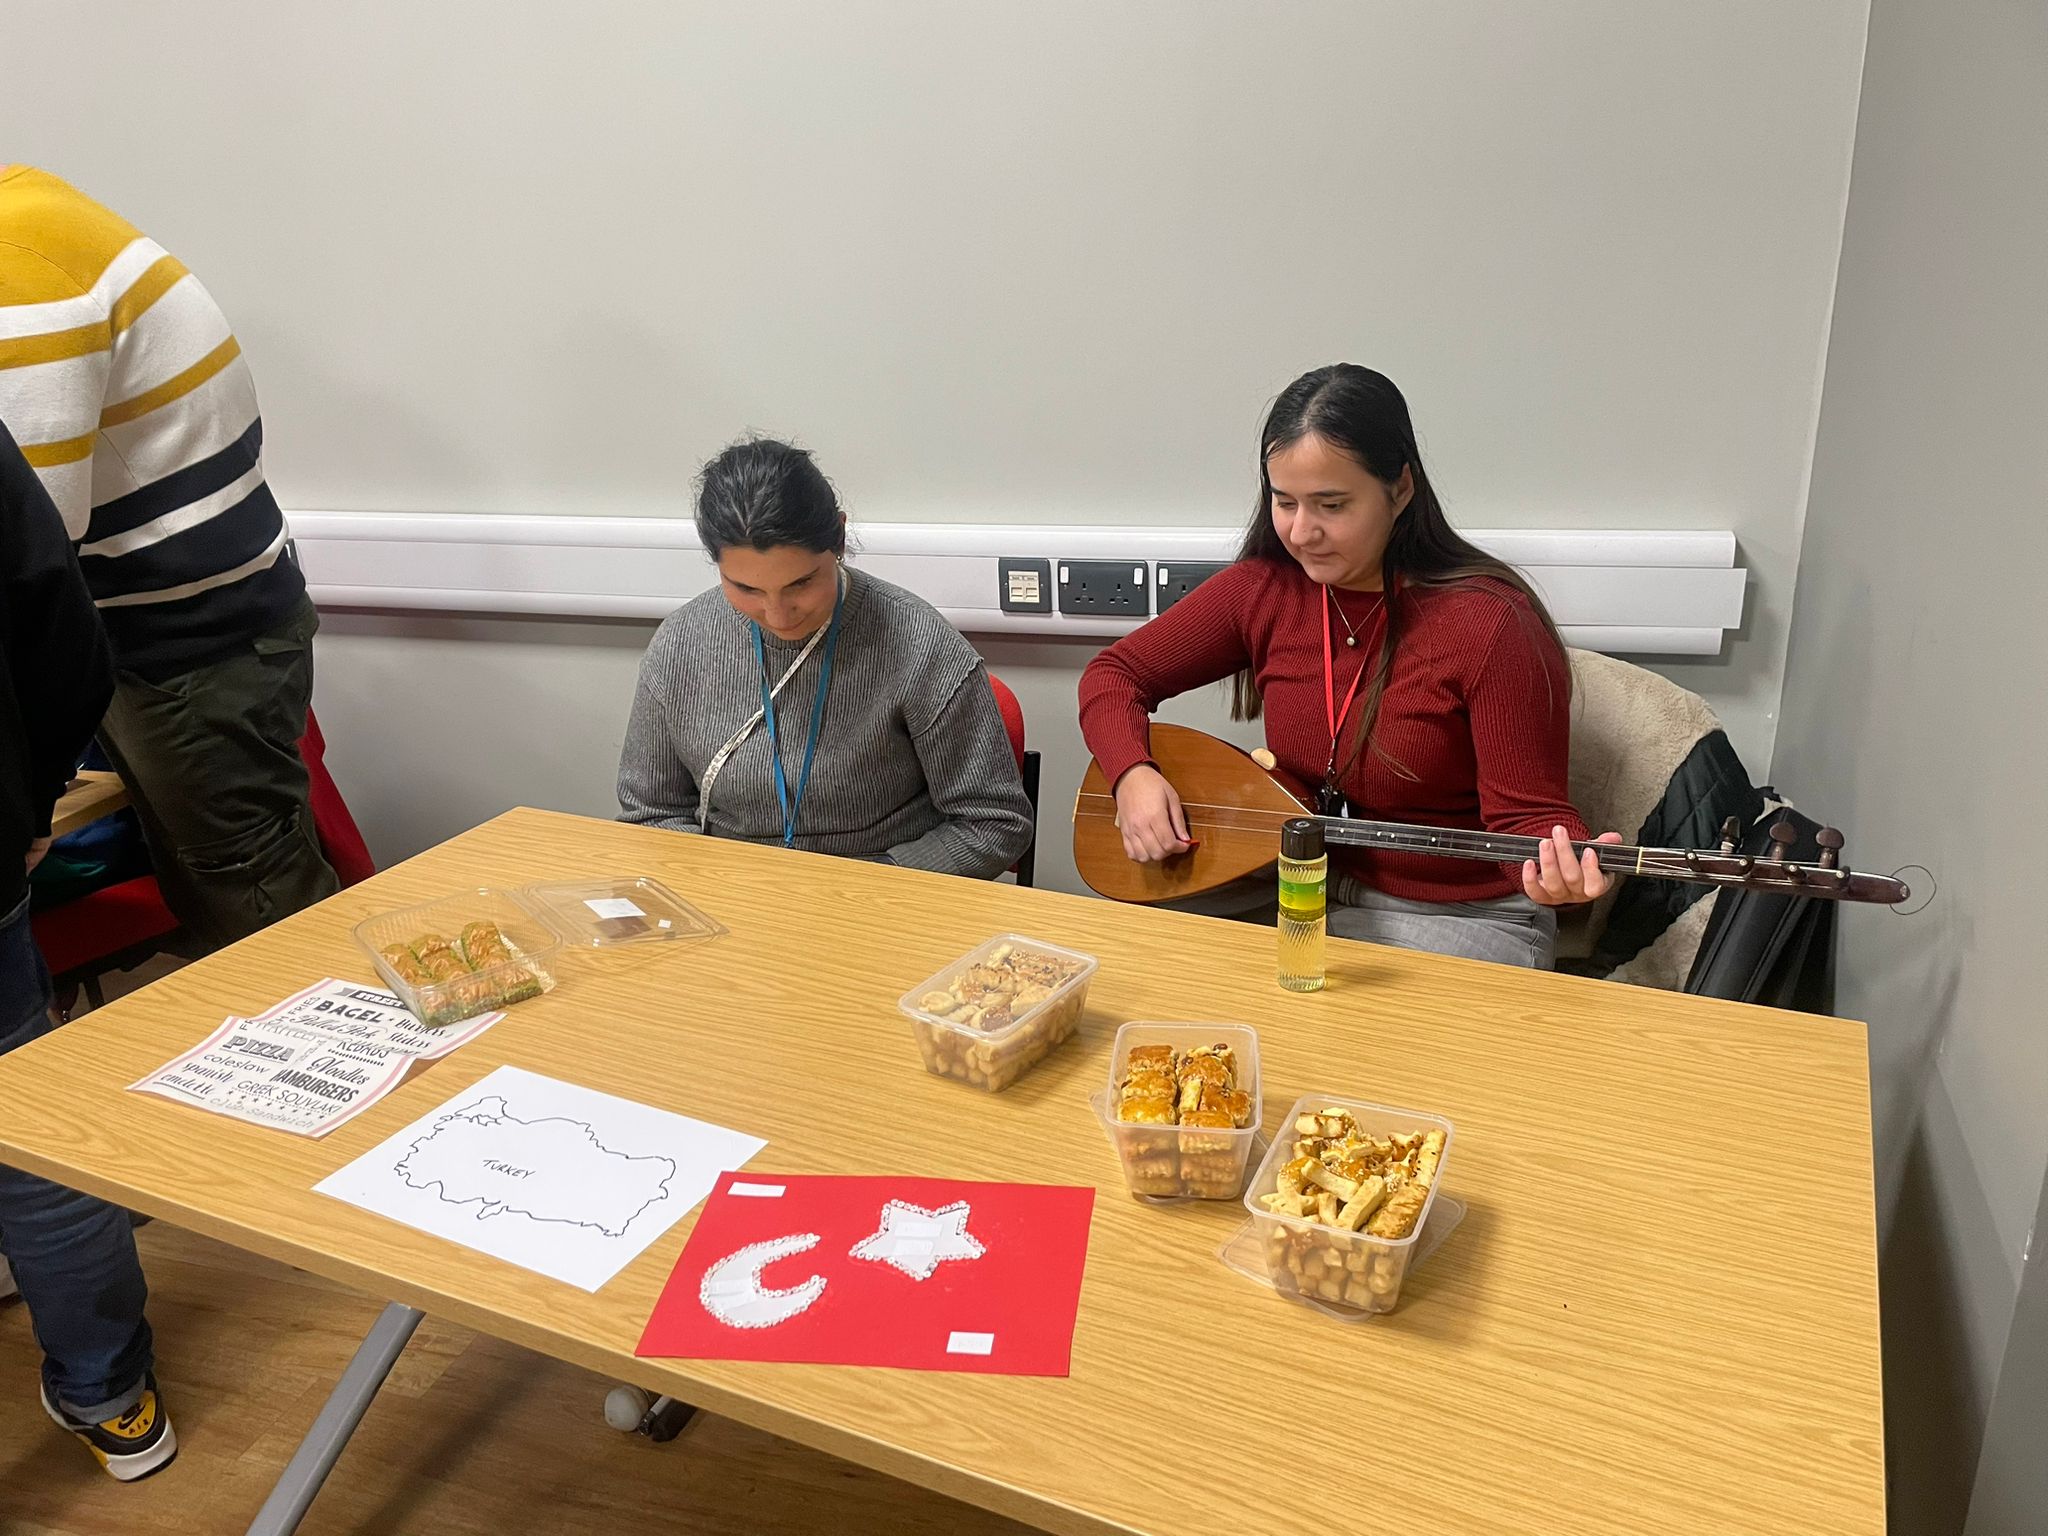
[516,877,723,949]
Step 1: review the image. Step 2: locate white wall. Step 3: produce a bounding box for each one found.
[1767,0,2048,1530]
[4,1,1871,852]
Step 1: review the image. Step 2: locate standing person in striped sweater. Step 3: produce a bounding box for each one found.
[0,165,336,948]
[1079,365,1622,968]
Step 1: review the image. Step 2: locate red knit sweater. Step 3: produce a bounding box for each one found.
[1078,558,1588,903]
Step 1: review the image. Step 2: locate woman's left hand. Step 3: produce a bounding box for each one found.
[1523,826,1624,906]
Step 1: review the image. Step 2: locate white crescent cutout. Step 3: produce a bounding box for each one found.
[698,1232,827,1329]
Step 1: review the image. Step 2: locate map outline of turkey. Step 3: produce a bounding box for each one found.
[393,1094,677,1238]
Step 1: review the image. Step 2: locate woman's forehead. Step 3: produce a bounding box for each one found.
[717,544,834,586]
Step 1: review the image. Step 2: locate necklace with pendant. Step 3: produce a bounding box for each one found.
[1330,588,1366,648]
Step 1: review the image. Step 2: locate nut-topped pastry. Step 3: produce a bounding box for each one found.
[904,937,1094,1093]
[1253,1102,1450,1313]
[1109,1034,1260,1199]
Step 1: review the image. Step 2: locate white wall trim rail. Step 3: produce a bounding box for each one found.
[290,512,1745,655]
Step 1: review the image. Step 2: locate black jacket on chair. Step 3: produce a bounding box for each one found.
[1684,805,1838,1014]
[1586,726,1765,976]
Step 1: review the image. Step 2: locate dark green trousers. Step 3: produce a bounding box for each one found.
[97,598,339,951]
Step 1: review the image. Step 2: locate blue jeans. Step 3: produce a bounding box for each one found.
[0,892,153,1419]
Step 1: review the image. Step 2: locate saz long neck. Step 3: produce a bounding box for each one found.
[1311,817,1907,905]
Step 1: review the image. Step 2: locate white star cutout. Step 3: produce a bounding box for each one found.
[849,1200,984,1281]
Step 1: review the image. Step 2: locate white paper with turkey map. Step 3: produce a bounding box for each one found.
[313,1065,766,1290]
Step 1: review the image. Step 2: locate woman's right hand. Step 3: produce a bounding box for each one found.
[1113,764,1195,863]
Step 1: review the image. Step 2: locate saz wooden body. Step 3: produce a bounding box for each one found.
[1073,724,1308,903]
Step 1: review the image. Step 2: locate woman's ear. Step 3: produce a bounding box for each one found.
[1391,466,1416,517]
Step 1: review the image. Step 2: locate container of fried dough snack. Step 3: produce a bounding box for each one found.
[1092,1022,1262,1201]
[353,877,722,1029]
[1240,1093,1455,1316]
[898,934,1096,1092]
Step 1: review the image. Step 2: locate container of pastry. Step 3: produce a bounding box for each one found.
[353,877,721,1028]
[898,934,1096,1092]
[1093,1022,1262,1200]
[1241,1092,1455,1315]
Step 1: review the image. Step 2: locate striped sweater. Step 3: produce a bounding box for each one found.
[0,166,303,677]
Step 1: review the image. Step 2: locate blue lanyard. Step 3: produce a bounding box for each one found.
[752,590,844,848]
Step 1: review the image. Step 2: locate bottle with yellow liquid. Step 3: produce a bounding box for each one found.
[1277,817,1327,992]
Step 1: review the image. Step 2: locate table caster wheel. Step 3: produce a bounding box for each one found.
[605,1385,699,1442]
[605,1385,654,1431]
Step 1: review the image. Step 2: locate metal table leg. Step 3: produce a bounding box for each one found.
[245,1301,423,1536]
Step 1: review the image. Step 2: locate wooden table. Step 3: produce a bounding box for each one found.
[48,771,130,838]
[0,808,1885,1535]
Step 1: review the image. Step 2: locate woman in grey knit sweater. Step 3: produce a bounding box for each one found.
[617,439,1033,880]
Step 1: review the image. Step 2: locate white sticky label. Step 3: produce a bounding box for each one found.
[729,1182,787,1198]
[1007,569,1042,604]
[585,897,646,920]
[946,1331,995,1356]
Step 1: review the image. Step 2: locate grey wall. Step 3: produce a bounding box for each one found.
[1,0,1875,800]
[1768,1,2048,1530]
[1966,1163,2048,1536]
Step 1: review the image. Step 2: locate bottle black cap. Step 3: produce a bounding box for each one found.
[1281,817,1324,860]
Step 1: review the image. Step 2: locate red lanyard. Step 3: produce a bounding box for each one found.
[1321,585,1383,748]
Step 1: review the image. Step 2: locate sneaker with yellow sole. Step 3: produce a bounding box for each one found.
[42,1373,177,1481]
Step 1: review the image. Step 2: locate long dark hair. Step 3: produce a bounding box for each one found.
[1232,365,1565,780]
[694,437,847,558]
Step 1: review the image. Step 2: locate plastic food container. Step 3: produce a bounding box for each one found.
[1216,1194,1465,1323]
[898,934,1097,1092]
[352,877,722,1028]
[1092,1022,1262,1201]
[1241,1092,1456,1316]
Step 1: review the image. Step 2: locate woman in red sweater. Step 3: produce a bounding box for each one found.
[1078,364,1621,968]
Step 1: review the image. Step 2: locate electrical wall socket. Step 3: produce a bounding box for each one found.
[997,557,1053,613]
[1057,560,1151,618]
[1155,560,1229,613]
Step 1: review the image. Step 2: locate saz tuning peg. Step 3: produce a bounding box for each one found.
[1767,818,1799,864]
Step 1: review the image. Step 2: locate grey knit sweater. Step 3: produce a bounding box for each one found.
[617,567,1033,879]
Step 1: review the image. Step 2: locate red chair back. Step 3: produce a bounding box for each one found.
[987,674,1027,772]
[30,875,179,979]
[301,711,375,887]
[33,708,375,1000]
[985,673,1039,886]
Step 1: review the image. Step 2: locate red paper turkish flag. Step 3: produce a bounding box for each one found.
[636,1171,1096,1376]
